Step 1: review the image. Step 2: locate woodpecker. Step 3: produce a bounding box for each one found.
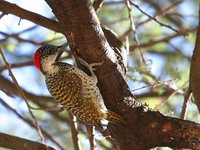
[102,26,127,76]
[33,44,125,127]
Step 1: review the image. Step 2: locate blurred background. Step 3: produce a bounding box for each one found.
[0,0,199,149]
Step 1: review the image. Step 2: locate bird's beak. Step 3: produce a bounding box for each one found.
[55,43,68,62]
[59,43,68,50]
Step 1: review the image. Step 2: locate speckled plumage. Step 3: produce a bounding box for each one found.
[34,44,125,127]
[45,62,108,126]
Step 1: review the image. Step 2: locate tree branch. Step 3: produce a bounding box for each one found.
[0,74,73,131]
[0,1,63,33]
[130,28,197,51]
[0,74,54,103]
[130,1,179,33]
[0,48,46,143]
[0,98,65,149]
[0,74,53,102]
[69,114,81,150]
[0,132,55,150]
[0,61,34,72]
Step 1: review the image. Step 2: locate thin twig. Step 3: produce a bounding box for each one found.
[119,1,183,41]
[0,1,62,33]
[87,126,95,150]
[0,74,73,132]
[0,98,65,149]
[124,0,146,65]
[0,54,72,72]
[0,132,56,150]
[131,79,174,92]
[0,61,33,72]
[18,25,38,34]
[0,31,64,46]
[130,1,180,33]
[154,81,188,111]
[180,88,192,119]
[69,114,81,150]
[0,12,7,19]
[130,28,197,50]
[0,48,45,143]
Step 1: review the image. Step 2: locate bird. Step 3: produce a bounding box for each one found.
[102,26,127,76]
[33,43,126,128]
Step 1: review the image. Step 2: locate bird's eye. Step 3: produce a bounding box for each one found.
[40,46,56,55]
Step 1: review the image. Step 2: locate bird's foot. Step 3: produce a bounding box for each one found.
[77,57,103,71]
[77,57,103,83]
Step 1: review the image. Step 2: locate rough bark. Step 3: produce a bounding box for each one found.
[190,8,200,112]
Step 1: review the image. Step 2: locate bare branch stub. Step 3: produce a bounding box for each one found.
[93,0,104,12]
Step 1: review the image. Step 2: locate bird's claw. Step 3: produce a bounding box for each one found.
[89,62,104,71]
[77,57,104,71]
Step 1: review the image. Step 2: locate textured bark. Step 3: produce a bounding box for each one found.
[44,0,200,149]
[190,8,200,112]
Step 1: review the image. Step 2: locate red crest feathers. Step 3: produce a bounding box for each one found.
[34,51,42,71]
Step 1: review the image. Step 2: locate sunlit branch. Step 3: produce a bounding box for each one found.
[130,28,197,51]
[0,98,65,149]
[0,1,63,33]
[69,114,81,150]
[0,54,72,72]
[180,88,192,119]
[131,79,175,92]
[130,1,179,33]
[0,61,33,72]
[124,0,146,65]
[0,48,45,143]
[145,0,183,27]
[0,74,53,102]
[0,132,56,150]
[0,31,44,45]
[120,0,183,41]
[87,126,96,150]
[154,81,188,111]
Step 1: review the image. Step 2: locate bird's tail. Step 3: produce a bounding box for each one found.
[107,110,127,125]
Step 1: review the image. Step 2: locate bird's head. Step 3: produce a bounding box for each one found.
[34,43,67,75]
